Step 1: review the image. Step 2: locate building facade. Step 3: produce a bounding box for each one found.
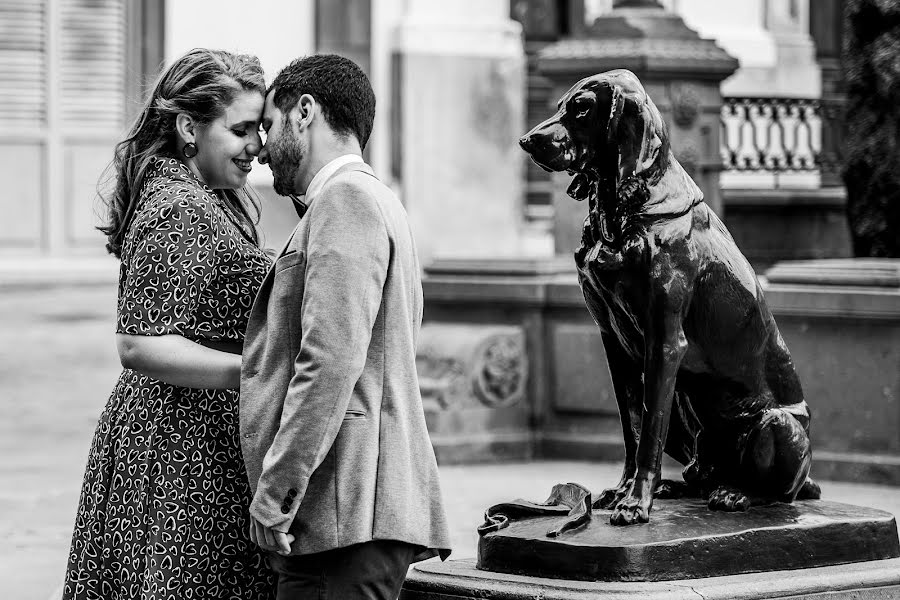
[0,0,844,264]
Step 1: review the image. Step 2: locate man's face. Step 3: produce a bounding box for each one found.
[259,90,305,196]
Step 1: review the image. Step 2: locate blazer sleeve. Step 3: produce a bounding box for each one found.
[250,178,389,531]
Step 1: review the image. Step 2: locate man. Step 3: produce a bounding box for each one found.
[240,55,452,599]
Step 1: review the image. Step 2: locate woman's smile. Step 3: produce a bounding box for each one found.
[233,158,252,173]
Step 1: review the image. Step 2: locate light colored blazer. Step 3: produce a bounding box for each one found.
[240,162,451,561]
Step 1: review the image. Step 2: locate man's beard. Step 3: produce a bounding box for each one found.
[268,122,305,197]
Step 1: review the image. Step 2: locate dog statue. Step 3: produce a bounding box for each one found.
[519,70,821,526]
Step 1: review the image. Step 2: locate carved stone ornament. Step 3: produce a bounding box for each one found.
[416,323,527,411]
[474,335,527,408]
[671,83,700,128]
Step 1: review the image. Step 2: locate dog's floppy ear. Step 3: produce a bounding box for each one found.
[606,84,626,146]
[635,96,664,177]
[606,81,667,180]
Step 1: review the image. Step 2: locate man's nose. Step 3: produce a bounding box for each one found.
[258,144,269,165]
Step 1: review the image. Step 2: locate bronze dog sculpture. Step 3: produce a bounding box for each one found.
[520,70,820,526]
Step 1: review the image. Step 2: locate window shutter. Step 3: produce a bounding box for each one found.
[59,0,125,130]
[0,0,47,128]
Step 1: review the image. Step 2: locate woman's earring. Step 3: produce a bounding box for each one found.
[182,142,198,158]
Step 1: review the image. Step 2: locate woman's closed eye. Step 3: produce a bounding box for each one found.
[230,121,263,138]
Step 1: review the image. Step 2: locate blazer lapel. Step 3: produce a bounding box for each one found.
[276,224,301,259]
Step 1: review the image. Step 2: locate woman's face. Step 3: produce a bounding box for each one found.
[192,89,264,189]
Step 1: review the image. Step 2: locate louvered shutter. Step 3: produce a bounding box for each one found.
[60,0,125,129]
[0,0,47,128]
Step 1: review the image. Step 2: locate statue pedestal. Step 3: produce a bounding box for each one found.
[477,499,898,581]
[402,500,900,599]
[402,557,900,599]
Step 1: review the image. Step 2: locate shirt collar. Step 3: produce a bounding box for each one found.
[297,154,365,210]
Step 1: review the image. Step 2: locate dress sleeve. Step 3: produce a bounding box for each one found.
[117,195,219,336]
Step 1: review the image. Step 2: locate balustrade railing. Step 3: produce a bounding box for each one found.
[720,96,825,188]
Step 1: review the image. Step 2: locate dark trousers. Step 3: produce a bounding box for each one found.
[268,540,418,600]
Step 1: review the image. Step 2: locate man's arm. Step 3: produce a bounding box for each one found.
[250,180,388,532]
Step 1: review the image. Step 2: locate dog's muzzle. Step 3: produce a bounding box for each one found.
[520,125,596,202]
[519,121,576,173]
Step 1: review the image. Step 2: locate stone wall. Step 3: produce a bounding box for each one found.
[420,258,900,485]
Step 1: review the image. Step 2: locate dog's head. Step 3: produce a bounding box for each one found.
[519,69,669,201]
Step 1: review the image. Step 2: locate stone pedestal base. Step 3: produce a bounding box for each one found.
[476,499,898,581]
[402,499,900,599]
[402,557,900,599]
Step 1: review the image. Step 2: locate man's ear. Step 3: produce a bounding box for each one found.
[296,94,316,130]
[175,113,196,144]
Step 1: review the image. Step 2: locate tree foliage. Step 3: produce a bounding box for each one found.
[843,0,900,257]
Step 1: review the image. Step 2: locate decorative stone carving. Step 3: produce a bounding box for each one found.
[417,323,528,411]
[475,335,527,407]
[670,83,700,128]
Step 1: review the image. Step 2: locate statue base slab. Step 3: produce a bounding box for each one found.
[401,555,900,599]
[475,499,898,582]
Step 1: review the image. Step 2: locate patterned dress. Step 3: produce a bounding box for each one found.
[64,157,275,600]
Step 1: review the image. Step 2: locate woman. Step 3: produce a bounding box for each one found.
[63,49,275,599]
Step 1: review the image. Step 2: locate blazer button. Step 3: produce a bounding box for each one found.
[280,504,291,514]
[287,488,297,498]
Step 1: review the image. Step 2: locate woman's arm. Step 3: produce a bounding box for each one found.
[116,333,242,389]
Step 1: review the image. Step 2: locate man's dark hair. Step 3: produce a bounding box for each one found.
[270,54,376,150]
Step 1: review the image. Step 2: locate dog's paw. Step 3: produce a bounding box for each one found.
[609,495,651,526]
[797,477,821,500]
[708,486,751,511]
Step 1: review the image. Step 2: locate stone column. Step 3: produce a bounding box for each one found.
[535,0,738,255]
[765,0,821,98]
[396,0,530,266]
